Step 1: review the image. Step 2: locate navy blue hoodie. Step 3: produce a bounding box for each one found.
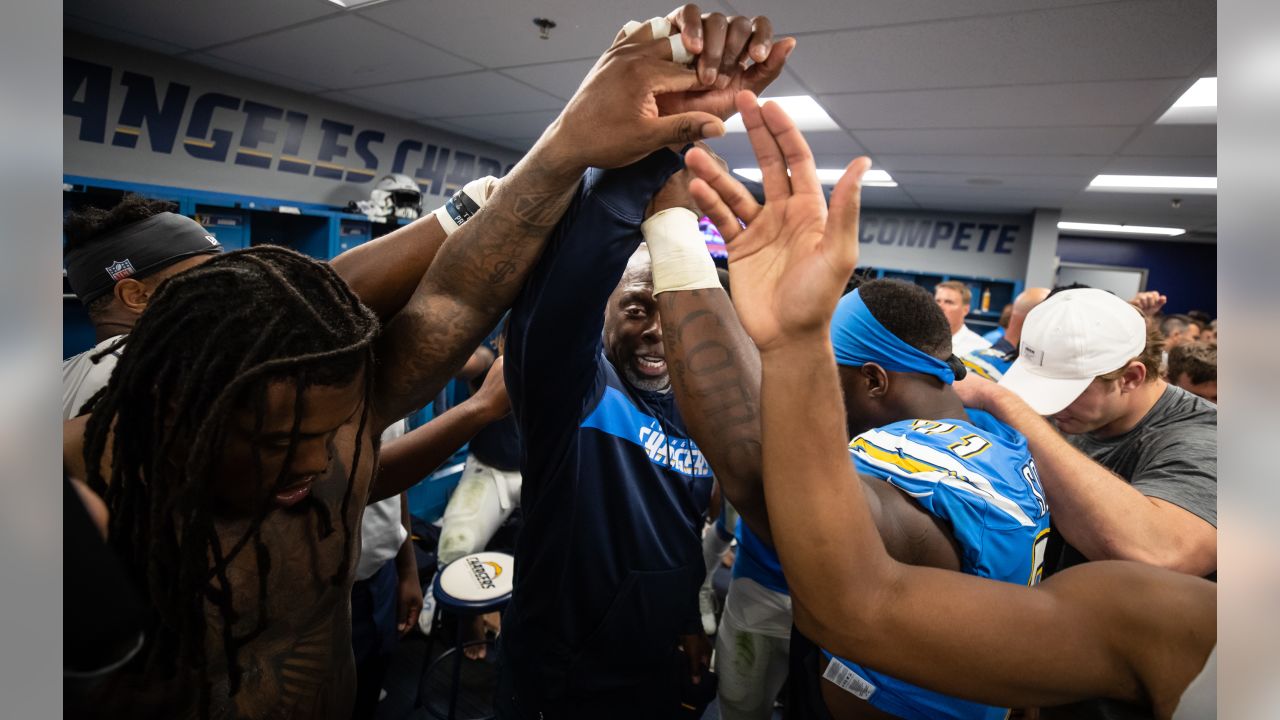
[500,149,713,714]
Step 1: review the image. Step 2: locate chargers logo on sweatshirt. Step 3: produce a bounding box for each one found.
[582,387,711,478]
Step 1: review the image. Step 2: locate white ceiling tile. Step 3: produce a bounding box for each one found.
[65,20,190,55]
[490,137,540,153]
[66,0,337,50]
[501,59,597,100]
[859,185,920,209]
[189,53,330,94]
[317,90,422,120]
[786,0,1214,93]
[429,110,562,139]
[875,154,1111,176]
[415,118,498,141]
[893,172,1091,191]
[1065,190,1216,217]
[208,15,478,91]
[855,126,1134,155]
[1118,124,1216,156]
[803,130,868,155]
[361,0,736,68]
[342,72,564,118]
[821,79,1184,130]
[909,198,1042,213]
[908,186,1077,204]
[705,130,866,167]
[722,0,1122,35]
[756,68,812,97]
[1102,155,1217,176]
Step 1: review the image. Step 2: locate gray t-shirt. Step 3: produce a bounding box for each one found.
[1046,384,1216,720]
[1068,383,1217,528]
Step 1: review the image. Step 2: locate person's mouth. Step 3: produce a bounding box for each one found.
[274,476,317,508]
[634,354,667,377]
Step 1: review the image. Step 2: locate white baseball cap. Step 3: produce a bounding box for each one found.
[999,288,1148,415]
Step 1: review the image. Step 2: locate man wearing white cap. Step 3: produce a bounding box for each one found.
[959,288,1216,579]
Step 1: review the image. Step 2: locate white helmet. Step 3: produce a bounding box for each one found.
[359,173,423,221]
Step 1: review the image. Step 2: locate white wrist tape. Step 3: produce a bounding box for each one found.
[432,175,498,236]
[622,17,693,64]
[642,207,720,295]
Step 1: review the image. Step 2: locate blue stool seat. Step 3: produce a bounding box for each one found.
[416,552,514,720]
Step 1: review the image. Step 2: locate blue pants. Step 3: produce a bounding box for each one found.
[351,559,400,718]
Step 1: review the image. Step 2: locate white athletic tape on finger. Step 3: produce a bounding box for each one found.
[623,17,672,39]
[642,207,720,295]
[622,17,692,64]
[669,33,694,65]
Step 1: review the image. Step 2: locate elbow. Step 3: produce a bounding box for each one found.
[1097,533,1216,577]
[792,560,901,659]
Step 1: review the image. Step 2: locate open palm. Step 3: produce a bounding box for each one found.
[686,92,870,351]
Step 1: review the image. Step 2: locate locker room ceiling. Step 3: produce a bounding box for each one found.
[65,0,1218,240]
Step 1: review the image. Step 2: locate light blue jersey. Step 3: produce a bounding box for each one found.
[825,409,1051,720]
[961,347,1016,382]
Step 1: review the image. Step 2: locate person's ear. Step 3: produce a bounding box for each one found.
[1119,360,1147,393]
[114,278,150,315]
[862,362,890,398]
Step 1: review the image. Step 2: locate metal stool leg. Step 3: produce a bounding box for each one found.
[448,615,465,720]
[414,604,443,711]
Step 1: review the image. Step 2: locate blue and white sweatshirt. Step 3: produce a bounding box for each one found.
[502,149,714,706]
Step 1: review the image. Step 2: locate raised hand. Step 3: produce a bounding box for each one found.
[1130,290,1167,319]
[656,5,794,121]
[548,19,727,170]
[685,91,870,351]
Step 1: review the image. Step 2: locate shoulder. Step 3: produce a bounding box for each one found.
[1138,387,1216,449]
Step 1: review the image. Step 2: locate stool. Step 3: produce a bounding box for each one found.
[414,552,514,720]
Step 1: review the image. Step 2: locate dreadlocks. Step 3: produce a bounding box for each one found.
[81,245,380,717]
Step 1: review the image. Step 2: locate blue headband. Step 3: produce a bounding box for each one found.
[830,288,956,384]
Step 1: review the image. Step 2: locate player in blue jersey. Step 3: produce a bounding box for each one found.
[683,89,1214,720]
[662,276,1052,720]
[814,283,1052,720]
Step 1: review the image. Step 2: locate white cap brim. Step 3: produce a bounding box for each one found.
[999,359,1095,416]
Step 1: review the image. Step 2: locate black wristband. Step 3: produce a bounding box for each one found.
[444,189,481,227]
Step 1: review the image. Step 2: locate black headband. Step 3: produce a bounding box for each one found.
[65,212,224,305]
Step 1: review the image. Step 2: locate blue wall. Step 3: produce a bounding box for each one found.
[1057,235,1217,317]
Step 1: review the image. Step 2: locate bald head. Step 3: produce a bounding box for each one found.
[1005,287,1050,348]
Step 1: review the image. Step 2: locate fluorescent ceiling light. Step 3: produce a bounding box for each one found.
[1087,174,1216,194]
[1157,77,1216,124]
[326,0,391,8]
[1171,77,1217,108]
[1058,221,1185,237]
[733,167,898,187]
[724,96,840,133]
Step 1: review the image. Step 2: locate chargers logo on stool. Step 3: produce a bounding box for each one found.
[438,551,515,605]
[105,259,135,281]
[466,557,498,590]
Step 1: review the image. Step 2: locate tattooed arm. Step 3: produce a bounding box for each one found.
[368,17,728,431]
[649,167,768,541]
[330,212,452,322]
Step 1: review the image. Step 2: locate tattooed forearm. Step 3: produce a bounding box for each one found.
[371,141,585,427]
[659,289,773,542]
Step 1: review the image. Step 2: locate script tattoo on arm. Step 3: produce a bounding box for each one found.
[659,288,772,543]
[371,152,583,429]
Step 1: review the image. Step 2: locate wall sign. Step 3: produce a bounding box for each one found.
[858,210,1032,280]
[64,33,524,207]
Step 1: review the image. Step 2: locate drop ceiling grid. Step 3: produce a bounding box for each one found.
[62,0,1216,231]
